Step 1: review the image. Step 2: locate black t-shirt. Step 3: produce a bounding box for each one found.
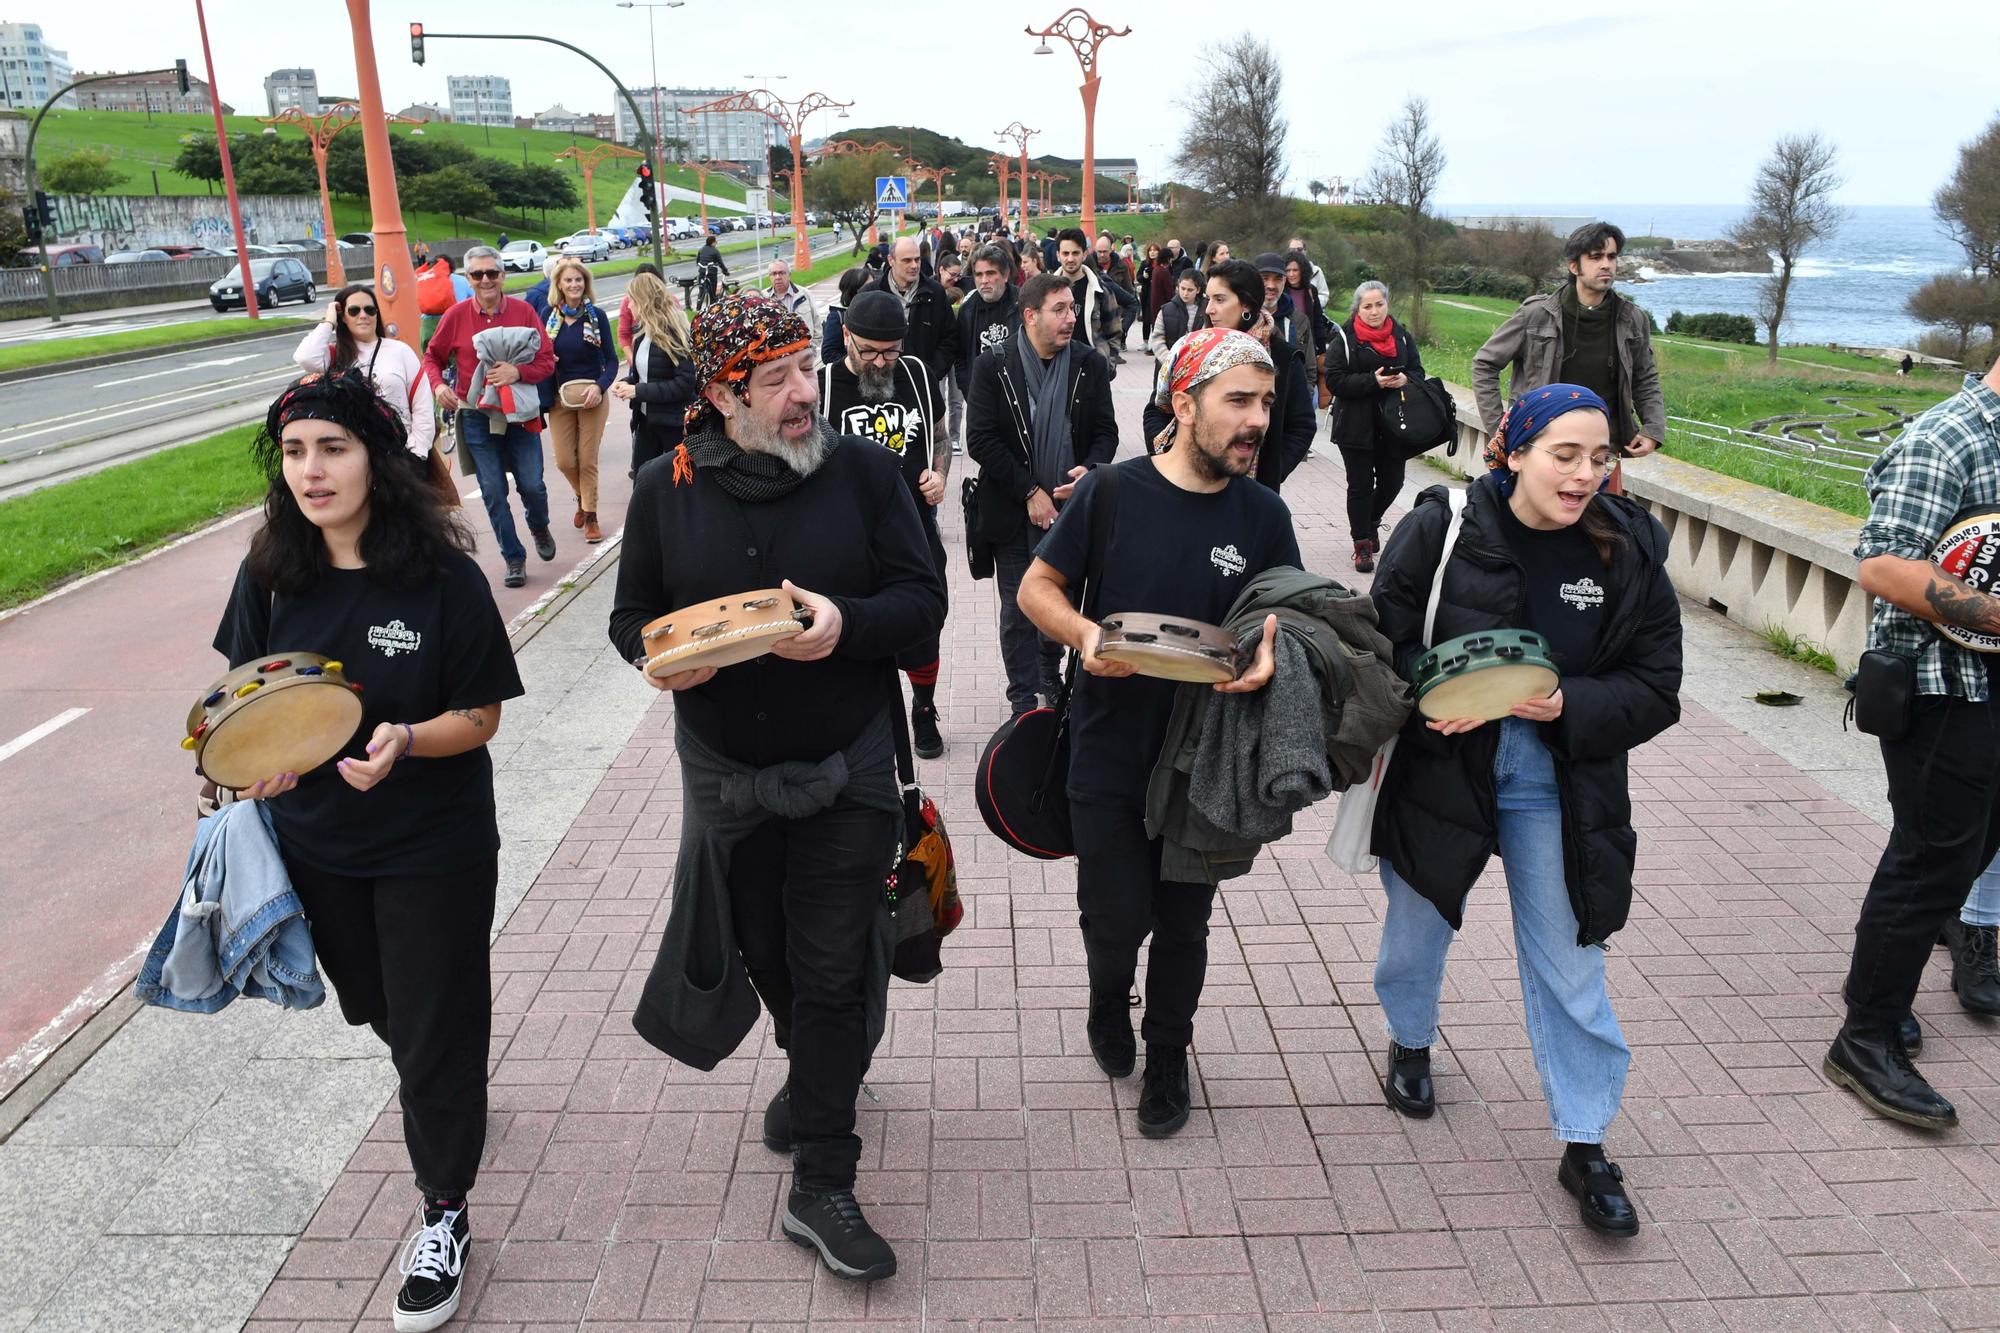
[1496,494,1607,673]
[1037,457,1302,808]
[212,552,525,877]
[820,359,933,504]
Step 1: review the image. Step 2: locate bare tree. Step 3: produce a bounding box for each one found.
[1504,220,1563,291]
[1730,131,1846,367]
[1365,96,1447,340]
[1172,34,1289,239]
[1934,115,2000,278]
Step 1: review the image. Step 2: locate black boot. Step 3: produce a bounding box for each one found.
[911,702,944,760]
[1136,1043,1191,1139]
[1943,919,2000,1016]
[762,1076,792,1154]
[1899,1014,1924,1058]
[1558,1144,1639,1238]
[1383,1041,1434,1119]
[782,1185,897,1281]
[1823,1024,1957,1129]
[1086,989,1137,1078]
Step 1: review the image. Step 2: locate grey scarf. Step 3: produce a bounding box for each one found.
[1015,335,1074,493]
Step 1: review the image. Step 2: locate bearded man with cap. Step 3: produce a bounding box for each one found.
[817,288,952,758]
[610,293,945,1283]
[1017,328,1298,1139]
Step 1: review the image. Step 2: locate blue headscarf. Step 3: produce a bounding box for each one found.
[1484,382,1611,496]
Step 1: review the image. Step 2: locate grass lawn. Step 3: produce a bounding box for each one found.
[0,425,264,608]
[0,317,309,375]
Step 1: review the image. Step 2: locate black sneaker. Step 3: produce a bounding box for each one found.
[1136,1043,1191,1139]
[394,1200,468,1332]
[782,1186,897,1281]
[911,703,944,760]
[503,558,526,588]
[763,1077,793,1154]
[531,527,557,561]
[1086,988,1137,1078]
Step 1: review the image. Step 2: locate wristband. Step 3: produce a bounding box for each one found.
[399,722,416,762]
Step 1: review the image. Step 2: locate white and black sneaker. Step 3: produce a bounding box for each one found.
[394,1199,469,1331]
[782,1186,897,1281]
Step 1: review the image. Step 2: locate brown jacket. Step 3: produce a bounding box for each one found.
[1470,288,1666,446]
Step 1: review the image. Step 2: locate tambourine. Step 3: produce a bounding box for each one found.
[1412,629,1559,721]
[640,588,810,678]
[182,653,365,789]
[1096,612,1244,684]
[1932,508,2000,652]
[557,379,598,409]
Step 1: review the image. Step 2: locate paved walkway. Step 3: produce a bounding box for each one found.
[7,301,1999,1331]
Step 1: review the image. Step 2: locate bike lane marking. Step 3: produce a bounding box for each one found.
[0,707,89,764]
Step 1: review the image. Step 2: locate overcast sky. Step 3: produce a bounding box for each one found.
[54,0,1998,208]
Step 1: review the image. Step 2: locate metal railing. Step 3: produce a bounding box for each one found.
[1666,413,1877,498]
[0,249,372,305]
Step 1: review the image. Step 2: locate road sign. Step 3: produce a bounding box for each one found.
[744,189,768,214]
[875,176,909,209]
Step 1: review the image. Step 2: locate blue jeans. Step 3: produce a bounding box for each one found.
[1968,854,2000,927]
[1374,718,1631,1143]
[459,411,549,564]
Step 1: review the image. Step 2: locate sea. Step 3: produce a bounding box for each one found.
[1441,203,1960,350]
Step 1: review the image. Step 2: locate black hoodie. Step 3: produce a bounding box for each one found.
[956,283,1019,392]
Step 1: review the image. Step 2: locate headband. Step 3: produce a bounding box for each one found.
[258,371,407,474]
[1483,383,1611,495]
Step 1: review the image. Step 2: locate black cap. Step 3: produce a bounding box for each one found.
[1252,251,1287,276]
[843,289,907,342]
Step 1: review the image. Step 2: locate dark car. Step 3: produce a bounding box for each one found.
[338,232,374,246]
[209,257,315,312]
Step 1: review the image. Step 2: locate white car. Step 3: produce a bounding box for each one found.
[666,217,700,242]
[500,239,548,272]
[557,231,612,262]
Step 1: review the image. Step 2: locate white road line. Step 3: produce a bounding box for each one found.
[0,707,90,764]
[96,352,262,388]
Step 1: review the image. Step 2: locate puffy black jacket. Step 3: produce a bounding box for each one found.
[1325,317,1424,452]
[864,271,960,390]
[1369,477,1683,945]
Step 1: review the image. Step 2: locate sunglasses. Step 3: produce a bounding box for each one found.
[466,270,503,281]
[344,304,378,316]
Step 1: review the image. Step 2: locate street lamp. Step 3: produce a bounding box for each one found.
[683,86,850,271]
[615,0,684,243]
[996,122,1036,238]
[1026,8,1131,237]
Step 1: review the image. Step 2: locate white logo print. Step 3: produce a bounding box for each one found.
[368,619,423,657]
[1210,544,1246,577]
[1559,577,1605,611]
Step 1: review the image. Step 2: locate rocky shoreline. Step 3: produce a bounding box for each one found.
[1621,238,1773,279]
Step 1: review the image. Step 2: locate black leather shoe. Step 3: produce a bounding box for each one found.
[762,1077,792,1154]
[1899,1014,1923,1058]
[1943,919,2000,1016]
[911,703,944,760]
[1086,989,1137,1078]
[1383,1042,1434,1119]
[1558,1151,1639,1238]
[1136,1043,1191,1138]
[1824,1026,1957,1129]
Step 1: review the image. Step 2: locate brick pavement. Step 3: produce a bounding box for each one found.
[247,337,2000,1331]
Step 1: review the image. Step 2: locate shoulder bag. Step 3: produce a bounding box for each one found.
[886,681,963,984]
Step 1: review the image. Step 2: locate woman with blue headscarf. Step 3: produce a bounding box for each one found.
[1359,383,1684,1239]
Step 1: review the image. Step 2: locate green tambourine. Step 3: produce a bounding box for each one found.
[1412,628,1560,721]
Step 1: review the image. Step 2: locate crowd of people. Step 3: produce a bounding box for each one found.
[205,210,2000,1329]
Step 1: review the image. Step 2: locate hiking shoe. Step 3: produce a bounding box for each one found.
[1137,1043,1191,1138]
[782,1186,897,1281]
[912,703,944,760]
[1944,919,2000,1016]
[763,1077,793,1154]
[1086,988,1137,1078]
[531,528,557,561]
[1353,539,1376,573]
[583,511,603,544]
[393,1200,468,1332]
[503,558,526,588]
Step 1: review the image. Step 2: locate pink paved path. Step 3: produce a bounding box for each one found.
[248,349,2000,1330]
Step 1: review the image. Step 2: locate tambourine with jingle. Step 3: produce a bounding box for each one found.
[182,653,365,789]
[1932,508,2000,652]
[1412,629,1559,721]
[641,588,811,678]
[1096,612,1245,684]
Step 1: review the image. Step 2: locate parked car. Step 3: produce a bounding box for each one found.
[666,217,700,241]
[557,231,611,262]
[156,244,223,260]
[209,257,315,312]
[38,243,105,266]
[338,232,374,245]
[500,239,548,272]
[240,244,288,257]
[105,249,173,263]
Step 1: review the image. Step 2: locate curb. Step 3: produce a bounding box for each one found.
[0,322,304,386]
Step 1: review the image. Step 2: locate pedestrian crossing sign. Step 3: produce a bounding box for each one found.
[875,176,910,208]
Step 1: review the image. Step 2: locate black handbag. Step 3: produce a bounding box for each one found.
[974,464,1120,859]
[961,476,994,580]
[1375,375,1459,459]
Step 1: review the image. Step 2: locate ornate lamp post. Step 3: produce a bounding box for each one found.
[987,153,1012,234]
[259,102,413,287]
[815,138,902,246]
[995,121,1036,238]
[554,141,643,233]
[683,87,852,271]
[1026,8,1130,237]
[342,0,419,348]
[1038,170,1069,218]
[906,161,955,218]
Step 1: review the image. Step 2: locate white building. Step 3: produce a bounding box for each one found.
[447,75,512,128]
[532,103,595,136]
[615,88,770,167]
[263,67,318,116]
[0,21,74,111]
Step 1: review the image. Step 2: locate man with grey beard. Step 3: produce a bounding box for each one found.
[816,289,950,757]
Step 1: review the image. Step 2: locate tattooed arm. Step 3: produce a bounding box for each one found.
[1860,555,2000,635]
[400,703,505,760]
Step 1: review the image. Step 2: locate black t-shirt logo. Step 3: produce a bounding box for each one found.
[838,401,918,457]
[367,618,423,657]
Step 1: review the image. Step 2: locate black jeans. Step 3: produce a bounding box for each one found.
[727,796,897,1191]
[1843,694,2000,1030]
[993,524,1067,714]
[286,853,498,1199]
[1336,444,1405,543]
[1071,800,1219,1049]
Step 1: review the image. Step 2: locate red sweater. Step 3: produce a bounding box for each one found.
[421,296,556,429]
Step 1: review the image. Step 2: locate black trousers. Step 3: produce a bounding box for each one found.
[1336,444,1405,543]
[727,796,897,1191]
[1071,800,1219,1048]
[1843,694,2000,1030]
[286,853,498,1199]
[993,524,1068,715]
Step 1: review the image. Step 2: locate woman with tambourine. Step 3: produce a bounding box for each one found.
[1364,383,1683,1239]
[207,372,523,1333]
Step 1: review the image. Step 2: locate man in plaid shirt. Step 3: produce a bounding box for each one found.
[1828,361,2000,1131]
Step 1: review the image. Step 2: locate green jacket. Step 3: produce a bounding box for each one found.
[1469,286,1667,447]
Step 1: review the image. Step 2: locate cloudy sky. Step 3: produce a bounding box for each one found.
[54,0,1999,208]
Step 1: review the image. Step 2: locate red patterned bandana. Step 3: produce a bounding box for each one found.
[1153,327,1273,410]
[683,291,813,435]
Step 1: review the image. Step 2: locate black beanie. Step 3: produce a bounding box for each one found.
[843,289,908,342]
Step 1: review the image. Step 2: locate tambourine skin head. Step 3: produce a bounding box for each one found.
[1412,628,1560,721]
[1095,611,1244,683]
[184,652,363,788]
[639,587,806,679]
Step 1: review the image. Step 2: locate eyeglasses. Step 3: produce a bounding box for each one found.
[851,344,901,365]
[466,270,503,281]
[344,304,378,317]
[1524,445,1616,475]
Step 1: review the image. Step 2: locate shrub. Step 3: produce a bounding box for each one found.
[1665,310,1759,344]
[1425,263,1531,300]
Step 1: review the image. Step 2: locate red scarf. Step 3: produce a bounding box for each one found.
[1354,314,1399,359]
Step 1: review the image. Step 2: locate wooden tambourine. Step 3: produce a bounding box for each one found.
[1413,629,1560,721]
[1096,612,1245,684]
[182,653,365,789]
[1932,508,2000,652]
[641,588,810,678]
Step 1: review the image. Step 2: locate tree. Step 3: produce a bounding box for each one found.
[1172,34,1288,241]
[1503,219,1562,291]
[0,185,27,263]
[172,134,223,192]
[1365,96,1448,341]
[1730,131,1846,367]
[324,134,369,198]
[1935,115,2000,279]
[1907,272,2000,360]
[809,152,892,254]
[516,163,577,229]
[400,166,495,234]
[1307,178,1326,205]
[41,147,119,195]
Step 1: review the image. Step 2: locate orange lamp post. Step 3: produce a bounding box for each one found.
[907,161,955,217]
[258,102,414,288]
[1038,170,1069,218]
[193,0,258,321]
[683,88,852,272]
[1027,8,1130,238]
[815,139,903,246]
[996,122,1036,239]
[988,154,1012,232]
[555,141,643,233]
[342,1,419,347]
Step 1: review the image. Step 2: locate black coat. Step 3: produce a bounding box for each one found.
[1369,478,1684,944]
[966,338,1119,545]
[1325,317,1424,451]
[864,272,960,390]
[1140,323,1315,492]
[625,333,697,436]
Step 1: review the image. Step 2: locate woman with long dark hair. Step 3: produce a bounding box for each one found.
[610,272,696,479]
[294,284,435,459]
[211,372,523,1333]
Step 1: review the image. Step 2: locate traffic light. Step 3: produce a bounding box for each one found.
[22,205,41,245]
[34,192,55,232]
[409,23,425,66]
[636,161,659,233]
[174,58,190,96]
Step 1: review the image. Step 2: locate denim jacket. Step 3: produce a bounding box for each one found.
[137,800,324,1013]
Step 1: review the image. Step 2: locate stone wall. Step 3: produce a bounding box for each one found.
[40,193,329,250]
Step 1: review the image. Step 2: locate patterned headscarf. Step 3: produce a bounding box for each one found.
[683,292,813,436]
[1151,327,1274,410]
[1484,382,1611,496]
[256,370,407,477]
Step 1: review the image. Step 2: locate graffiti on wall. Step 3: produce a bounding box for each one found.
[50,194,134,239]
